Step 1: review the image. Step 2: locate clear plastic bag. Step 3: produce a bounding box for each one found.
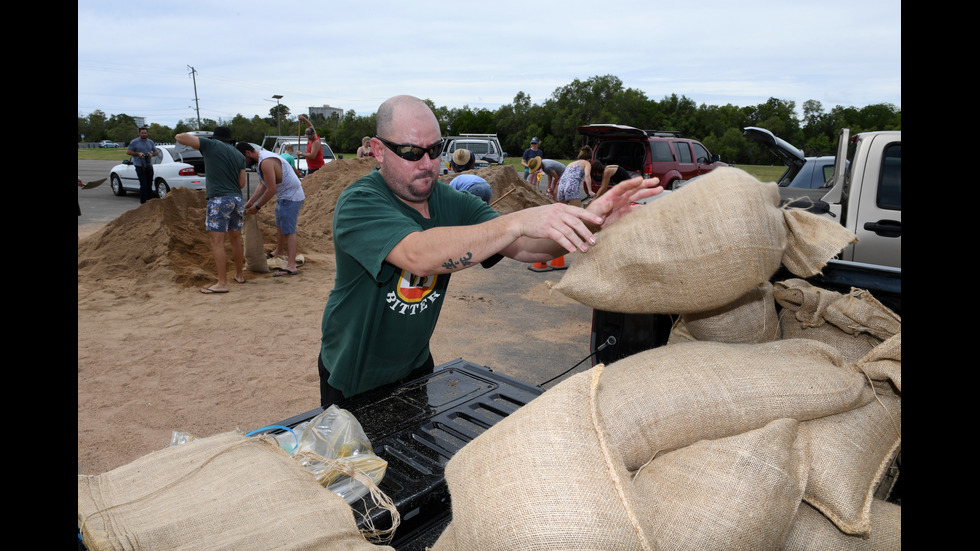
[165,408,398,544]
[271,405,388,504]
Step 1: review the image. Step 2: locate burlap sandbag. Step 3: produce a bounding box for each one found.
[678,282,780,344]
[852,333,901,394]
[783,500,901,551]
[243,213,270,273]
[800,393,901,537]
[775,278,901,363]
[268,254,306,270]
[778,309,881,365]
[631,418,808,551]
[438,367,656,551]
[597,339,875,471]
[666,316,696,344]
[553,167,857,314]
[78,431,393,551]
[432,521,458,550]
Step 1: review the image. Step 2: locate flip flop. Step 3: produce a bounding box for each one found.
[273,269,299,277]
[265,251,275,259]
[233,275,247,284]
[200,286,229,294]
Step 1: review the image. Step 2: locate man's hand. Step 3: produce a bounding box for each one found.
[585,176,662,227]
[509,202,606,254]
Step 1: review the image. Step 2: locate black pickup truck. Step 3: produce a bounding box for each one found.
[277,259,901,549]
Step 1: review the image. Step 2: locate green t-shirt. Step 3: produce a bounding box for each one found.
[320,169,499,397]
[198,138,246,199]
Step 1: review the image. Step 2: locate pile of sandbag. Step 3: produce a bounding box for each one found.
[434,168,900,550]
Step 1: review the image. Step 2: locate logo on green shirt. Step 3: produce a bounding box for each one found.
[386,271,441,315]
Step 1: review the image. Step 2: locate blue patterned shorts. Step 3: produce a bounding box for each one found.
[205,196,244,232]
[557,164,585,202]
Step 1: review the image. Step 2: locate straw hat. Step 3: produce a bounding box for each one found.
[452,149,472,167]
[527,156,542,172]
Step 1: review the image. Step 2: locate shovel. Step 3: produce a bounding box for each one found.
[80,178,106,190]
[489,187,516,208]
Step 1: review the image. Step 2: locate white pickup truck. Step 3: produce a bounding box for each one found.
[746,128,901,269]
[439,134,504,175]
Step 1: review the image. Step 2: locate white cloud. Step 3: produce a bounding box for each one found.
[78,0,901,127]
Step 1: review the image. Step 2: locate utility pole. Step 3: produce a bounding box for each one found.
[187,65,201,129]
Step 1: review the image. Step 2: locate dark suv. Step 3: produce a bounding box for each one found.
[576,124,727,190]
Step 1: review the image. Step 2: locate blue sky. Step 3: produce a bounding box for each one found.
[78,0,901,128]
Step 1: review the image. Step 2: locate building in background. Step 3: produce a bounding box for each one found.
[308,105,344,120]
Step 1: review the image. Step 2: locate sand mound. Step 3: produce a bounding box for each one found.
[77,158,551,289]
[446,164,554,215]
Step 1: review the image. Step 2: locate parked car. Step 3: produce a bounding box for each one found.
[576,124,727,190]
[742,126,848,190]
[109,145,205,199]
[98,140,120,148]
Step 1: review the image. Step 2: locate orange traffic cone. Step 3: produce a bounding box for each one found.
[549,255,567,270]
[528,261,552,272]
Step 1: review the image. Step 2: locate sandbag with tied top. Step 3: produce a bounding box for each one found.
[553,167,857,314]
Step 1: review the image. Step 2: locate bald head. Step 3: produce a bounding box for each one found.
[376,95,438,140]
[372,95,443,208]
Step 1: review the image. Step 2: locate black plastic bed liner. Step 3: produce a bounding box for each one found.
[269,358,545,550]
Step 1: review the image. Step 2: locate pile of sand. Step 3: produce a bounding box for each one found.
[77,159,551,289]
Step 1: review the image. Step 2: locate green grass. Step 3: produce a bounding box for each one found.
[78,148,130,161]
[732,165,785,182]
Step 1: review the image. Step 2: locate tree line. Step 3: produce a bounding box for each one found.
[78,74,900,165]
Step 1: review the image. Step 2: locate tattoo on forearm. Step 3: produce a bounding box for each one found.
[442,251,474,270]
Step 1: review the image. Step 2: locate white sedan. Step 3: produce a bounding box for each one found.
[109,144,206,199]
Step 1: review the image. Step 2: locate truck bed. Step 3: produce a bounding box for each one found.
[268,359,544,550]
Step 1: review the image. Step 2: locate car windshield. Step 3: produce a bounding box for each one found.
[458,142,492,155]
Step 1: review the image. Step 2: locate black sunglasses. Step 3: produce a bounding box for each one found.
[375,136,444,161]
